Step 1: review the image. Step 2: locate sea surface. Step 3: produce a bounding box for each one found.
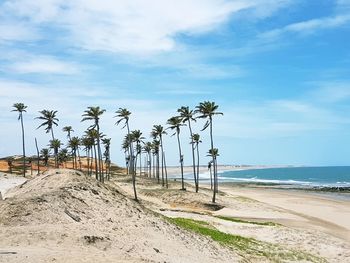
[216,166,350,188]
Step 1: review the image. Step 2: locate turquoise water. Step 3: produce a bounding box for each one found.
[217,166,350,187]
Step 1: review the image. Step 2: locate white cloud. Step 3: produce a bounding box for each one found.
[1,0,292,55]
[6,56,79,74]
[0,23,38,42]
[259,14,350,40]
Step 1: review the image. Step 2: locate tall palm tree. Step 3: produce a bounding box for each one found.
[143,142,152,177]
[36,110,59,140]
[192,133,202,192]
[102,138,111,180]
[115,108,134,175]
[62,126,74,140]
[12,103,27,177]
[167,116,186,190]
[82,106,105,182]
[49,139,62,168]
[178,106,197,190]
[196,101,223,203]
[151,125,168,187]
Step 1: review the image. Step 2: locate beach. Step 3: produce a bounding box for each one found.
[1,168,350,262]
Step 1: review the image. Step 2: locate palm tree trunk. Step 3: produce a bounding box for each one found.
[96,124,104,183]
[51,128,55,140]
[156,152,160,183]
[77,148,82,170]
[188,121,197,191]
[196,143,200,192]
[163,151,168,189]
[209,118,217,203]
[93,144,98,180]
[126,122,134,175]
[35,138,40,175]
[176,132,185,190]
[20,113,26,177]
[160,136,166,186]
[139,151,142,176]
[209,163,213,190]
[152,154,155,179]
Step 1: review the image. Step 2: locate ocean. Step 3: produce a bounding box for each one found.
[216,166,350,188]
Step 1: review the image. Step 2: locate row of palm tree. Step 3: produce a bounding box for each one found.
[12,101,222,203]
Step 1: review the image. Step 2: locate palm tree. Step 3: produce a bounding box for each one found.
[131,130,145,175]
[58,148,69,168]
[178,106,197,190]
[167,116,186,190]
[196,101,223,203]
[152,139,160,182]
[151,125,168,187]
[12,103,27,177]
[49,139,62,168]
[36,110,59,140]
[85,129,99,180]
[102,138,111,180]
[122,135,131,174]
[40,148,50,167]
[115,108,134,175]
[62,126,74,140]
[68,136,80,169]
[82,106,106,182]
[81,136,94,176]
[207,148,219,196]
[192,133,202,192]
[143,142,152,177]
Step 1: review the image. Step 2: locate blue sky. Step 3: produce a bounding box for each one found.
[1,0,350,166]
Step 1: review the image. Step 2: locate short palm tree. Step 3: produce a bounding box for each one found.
[122,135,131,174]
[40,148,50,167]
[68,136,80,170]
[152,139,160,182]
[207,148,219,194]
[151,125,168,187]
[196,101,223,203]
[58,148,69,168]
[82,106,105,182]
[192,133,202,192]
[178,106,197,190]
[131,130,145,176]
[36,110,59,140]
[85,128,99,180]
[81,136,94,176]
[62,126,74,140]
[102,138,111,180]
[167,116,186,190]
[143,142,153,177]
[12,102,27,177]
[49,139,62,168]
[115,108,134,175]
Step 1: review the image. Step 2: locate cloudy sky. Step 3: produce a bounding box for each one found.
[1,0,350,166]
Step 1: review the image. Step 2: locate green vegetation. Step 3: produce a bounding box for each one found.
[167,217,326,262]
[216,215,282,226]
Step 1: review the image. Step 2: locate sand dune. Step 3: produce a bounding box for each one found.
[0,169,237,263]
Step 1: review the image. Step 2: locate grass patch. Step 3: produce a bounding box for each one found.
[167,217,326,262]
[216,215,281,226]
